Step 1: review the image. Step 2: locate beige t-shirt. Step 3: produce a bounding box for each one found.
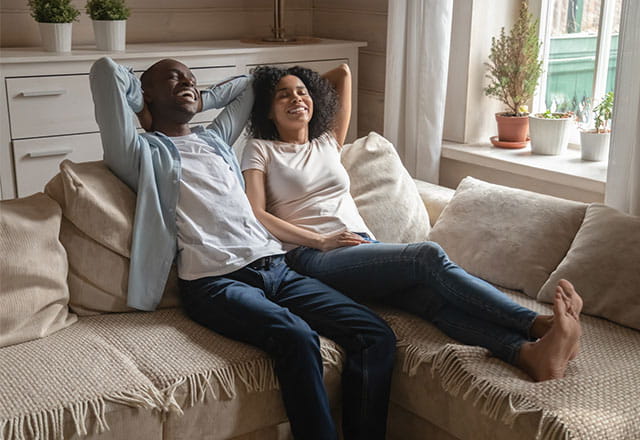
[241,132,373,250]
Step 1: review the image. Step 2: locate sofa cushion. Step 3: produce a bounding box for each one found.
[45,160,180,315]
[375,288,640,440]
[413,179,455,226]
[0,193,77,348]
[428,177,587,297]
[538,204,640,330]
[341,132,431,243]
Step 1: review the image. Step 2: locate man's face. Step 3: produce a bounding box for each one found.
[142,59,200,123]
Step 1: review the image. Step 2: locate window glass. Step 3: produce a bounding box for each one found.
[543,0,621,124]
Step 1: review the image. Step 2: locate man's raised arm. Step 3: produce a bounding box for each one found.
[201,75,254,147]
[89,57,144,190]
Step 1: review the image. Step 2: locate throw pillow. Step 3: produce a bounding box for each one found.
[428,177,587,297]
[0,193,77,347]
[45,160,180,315]
[537,204,640,330]
[341,132,431,243]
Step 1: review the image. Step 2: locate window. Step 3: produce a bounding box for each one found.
[534,0,622,129]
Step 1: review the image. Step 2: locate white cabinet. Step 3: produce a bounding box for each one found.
[0,39,365,199]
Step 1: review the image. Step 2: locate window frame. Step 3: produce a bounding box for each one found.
[530,0,619,118]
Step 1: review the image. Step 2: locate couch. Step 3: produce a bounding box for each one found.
[1,132,639,440]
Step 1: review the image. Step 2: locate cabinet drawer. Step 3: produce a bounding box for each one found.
[7,75,97,139]
[13,133,103,197]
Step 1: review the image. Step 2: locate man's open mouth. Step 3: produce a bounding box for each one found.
[177,89,197,102]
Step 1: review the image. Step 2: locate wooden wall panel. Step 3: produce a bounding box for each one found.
[312,1,388,136]
[0,0,313,47]
[1,0,386,140]
[358,91,385,138]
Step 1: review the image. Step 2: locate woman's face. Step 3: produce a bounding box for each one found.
[269,75,314,134]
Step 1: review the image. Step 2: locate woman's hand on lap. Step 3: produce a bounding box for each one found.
[320,230,367,252]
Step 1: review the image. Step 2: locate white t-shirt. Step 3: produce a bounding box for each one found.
[172,133,284,280]
[241,132,373,250]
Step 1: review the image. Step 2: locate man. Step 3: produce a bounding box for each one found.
[89,57,396,440]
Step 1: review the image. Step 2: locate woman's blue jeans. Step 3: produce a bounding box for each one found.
[286,241,538,364]
[179,255,396,440]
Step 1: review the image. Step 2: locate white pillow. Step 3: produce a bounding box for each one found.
[537,204,640,330]
[428,177,587,297]
[341,132,431,243]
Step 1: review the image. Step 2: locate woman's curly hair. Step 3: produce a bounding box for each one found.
[249,65,339,141]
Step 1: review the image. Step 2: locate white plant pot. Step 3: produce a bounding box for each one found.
[528,114,573,155]
[93,20,126,52]
[580,131,610,161]
[38,22,72,53]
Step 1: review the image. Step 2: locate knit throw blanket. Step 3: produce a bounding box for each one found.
[0,309,342,440]
[1,291,638,440]
[374,290,640,440]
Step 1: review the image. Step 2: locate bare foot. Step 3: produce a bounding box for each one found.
[529,315,553,339]
[517,292,581,381]
[558,279,583,320]
[557,279,583,360]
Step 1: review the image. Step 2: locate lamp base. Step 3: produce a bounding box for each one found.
[262,36,297,43]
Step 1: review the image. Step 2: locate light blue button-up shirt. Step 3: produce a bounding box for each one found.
[89,57,256,311]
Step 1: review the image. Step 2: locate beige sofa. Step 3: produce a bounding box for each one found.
[1,133,639,440]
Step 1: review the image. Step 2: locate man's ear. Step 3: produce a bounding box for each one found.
[142,89,153,105]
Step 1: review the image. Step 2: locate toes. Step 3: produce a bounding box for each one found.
[558,279,575,293]
[553,291,568,316]
[558,279,583,318]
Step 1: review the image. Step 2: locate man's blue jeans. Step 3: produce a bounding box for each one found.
[179,255,396,440]
[286,241,538,364]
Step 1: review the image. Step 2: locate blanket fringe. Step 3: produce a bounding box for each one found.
[320,344,344,371]
[401,342,575,440]
[1,387,162,440]
[159,345,345,412]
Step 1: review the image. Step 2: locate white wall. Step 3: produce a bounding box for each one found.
[443,0,519,144]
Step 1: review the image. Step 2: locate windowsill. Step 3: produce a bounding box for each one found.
[441,141,607,194]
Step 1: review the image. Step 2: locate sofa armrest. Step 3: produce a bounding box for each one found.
[413,179,455,227]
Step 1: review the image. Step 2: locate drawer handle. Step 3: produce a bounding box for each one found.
[20,90,67,97]
[28,148,73,158]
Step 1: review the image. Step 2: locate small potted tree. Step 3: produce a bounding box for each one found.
[529,109,575,155]
[28,0,80,53]
[484,1,543,148]
[580,92,614,161]
[86,0,130,52]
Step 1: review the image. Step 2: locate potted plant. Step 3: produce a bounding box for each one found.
[28,0,80,53]
[484,1,543,148]
[529,110,574,155]
[86,0,130,52]
[580,92,613,161]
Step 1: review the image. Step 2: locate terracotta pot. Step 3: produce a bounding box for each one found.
[495,113,529,143]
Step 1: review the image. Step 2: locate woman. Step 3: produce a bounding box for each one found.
[241,64,582,383]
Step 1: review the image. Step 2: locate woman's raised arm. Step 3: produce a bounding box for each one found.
[322,63,352,147]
